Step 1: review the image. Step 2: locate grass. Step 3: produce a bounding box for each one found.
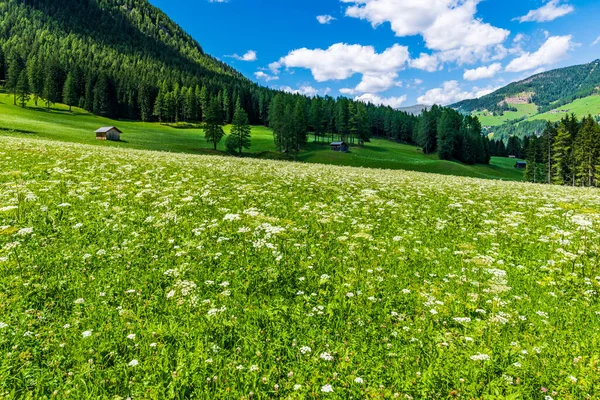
[528,94,600,123]
[0,135,599,398]
[473,104,538,127]
[0,93,523,181]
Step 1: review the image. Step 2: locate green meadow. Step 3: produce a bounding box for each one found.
[529,94,600,123]
[474,104,538,127]
[0,136,599,398]
[0,94,524,181]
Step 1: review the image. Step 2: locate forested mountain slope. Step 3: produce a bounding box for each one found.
[0,0,263,121]
[453,59,600,114]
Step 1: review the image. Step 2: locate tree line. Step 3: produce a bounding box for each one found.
[415,106,491,165]
[524,114,600,187]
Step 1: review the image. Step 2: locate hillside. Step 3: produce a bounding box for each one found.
[453,59,600,123]
[0,93,524,181]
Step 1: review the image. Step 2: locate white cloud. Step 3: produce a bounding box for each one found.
[513,33,525,43]
[254,71,279,82]
[341,0,509,64]
[505,35,573,72]
[593,37,600,46]
[317,15,336,24]
[354,93,407,108]
[275,43,410,83]
[515,0,574,23]
[228,50,257,62]
[417,80,498,105]
[410,53,440,72]
[280,85,322,97]
[463,63,502,81]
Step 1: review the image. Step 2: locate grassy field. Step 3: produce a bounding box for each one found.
[529,94,600,123]
[0,94,524,181]
[1,136,599,398]
[474,104,538,127]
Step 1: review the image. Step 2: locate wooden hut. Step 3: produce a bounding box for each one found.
[330,141,349,152]
[95,127,122,141]
[515,161,527,169]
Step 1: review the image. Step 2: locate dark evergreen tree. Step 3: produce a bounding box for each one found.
[16,70,31,108]
[63,72,77,111]
[26,55,44,106]
[43,58,62,110]
[227,99,251,155]
[7,55,23,105]
[204,98,225,150]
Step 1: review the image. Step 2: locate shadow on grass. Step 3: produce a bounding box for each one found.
[0,126,37,135]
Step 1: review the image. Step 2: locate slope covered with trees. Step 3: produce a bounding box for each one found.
[453,60,600,114]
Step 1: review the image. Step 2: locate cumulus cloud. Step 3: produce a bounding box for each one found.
[410,53,441,72]
[273,43,410,84]
[593,37,600,46]
[280,85,327,97]
[417,80,498,105]
[317,15,336,24]
[515,0,574,23]
[354,93,407,108]
[463,63,502,81]
[341,0,509,64]
[254,71,279,82]
[505,35,573,72]
[227,50,257,62]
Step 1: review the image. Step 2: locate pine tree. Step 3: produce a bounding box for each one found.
[93,74,110,116]
[43,58,62,110]
[292,98,308,151]
[227,99,251,155]
[573,116,600,186]
[7,55,23,106]
[437,109,461,161]
[204,98,225,150]
[552,119,574,185]
[199,86,209,122]
[541,122,557,184]
[138,83,154,122]
[26,55,44,106]
[355,102,370,146]
[63,72,77,111]
[0,47,5,82]
[16,70,31,108]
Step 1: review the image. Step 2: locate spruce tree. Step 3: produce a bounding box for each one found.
[7,55,22,106]
[204,98,225,150]
[573,116,600,186]
[138,83,154,122]
[27,55,44,106]
[292,98,308,151]
[16,70,31,108]
[199,86,209,121]
[63,72,77,111]
[552,119,573,185]
[227,99,251,156]
[43,58,62,110]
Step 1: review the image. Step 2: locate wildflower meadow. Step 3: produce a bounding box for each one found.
[1,136,599,399]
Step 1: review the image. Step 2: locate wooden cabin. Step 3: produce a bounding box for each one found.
[95,127,122,141]
[515,161,527,169]
[330,141,349,153]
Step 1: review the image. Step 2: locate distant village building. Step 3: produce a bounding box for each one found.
[330,141,349,152]
[95,127,122,141]
[515,161,527,169]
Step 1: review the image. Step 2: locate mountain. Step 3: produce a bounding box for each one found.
[398,104,430,115]
[452,59,600,115]
[0,0,266,121]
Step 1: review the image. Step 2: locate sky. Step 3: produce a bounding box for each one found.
[148,0,600,108]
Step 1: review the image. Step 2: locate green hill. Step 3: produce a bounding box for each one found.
[0,93,524,181]
[453,59,600,130]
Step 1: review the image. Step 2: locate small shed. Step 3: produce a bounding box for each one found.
[95,127,122,141]
[330,141,349,152]
[515,161,527,169]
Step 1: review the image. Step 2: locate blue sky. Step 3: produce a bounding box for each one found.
[148,0,600,107]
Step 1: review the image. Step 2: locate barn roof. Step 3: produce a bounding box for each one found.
[331,142,346,146]
[95,126,122,134]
